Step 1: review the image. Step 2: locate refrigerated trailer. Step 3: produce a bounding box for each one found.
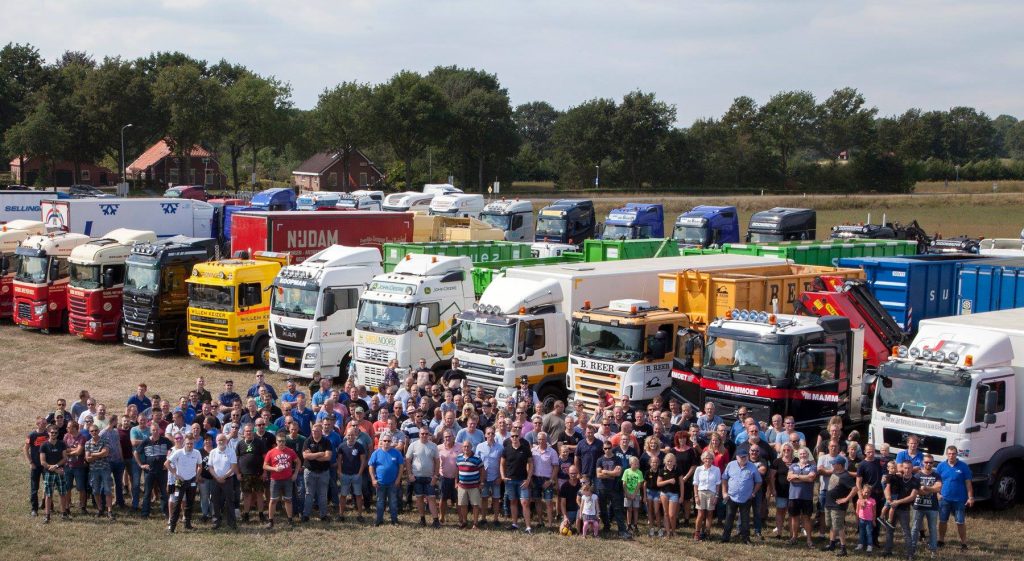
[40,198,216,238]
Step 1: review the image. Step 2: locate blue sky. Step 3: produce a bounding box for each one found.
[4,0,1022,124]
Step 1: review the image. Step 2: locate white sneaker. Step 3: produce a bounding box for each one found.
[855,544,864,551]
[867,545,874,553]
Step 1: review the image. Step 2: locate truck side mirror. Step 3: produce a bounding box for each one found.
[0,255,8,275]
[49,259,59,281]
[102,268,115,289]
[647,332,667,359]
[418,306,430,329]
[984,389,998,424]
[245,285,260,307]
[320,290,336,320]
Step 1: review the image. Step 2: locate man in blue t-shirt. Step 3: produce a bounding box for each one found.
[935,446,974,550]
[894,435,924,473]
[368,434,405,525]
[127,383,151,414]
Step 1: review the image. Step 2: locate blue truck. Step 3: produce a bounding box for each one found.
[671,205,739,248]
[535,199,596,244]
[598,203,664,240]
[219,188,297,254]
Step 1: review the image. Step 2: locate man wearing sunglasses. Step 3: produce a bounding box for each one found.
[368,432,405,526]
[500,425,534,533]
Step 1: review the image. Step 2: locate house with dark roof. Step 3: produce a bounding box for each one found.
[126,139,226,188]
[291,149,385,191]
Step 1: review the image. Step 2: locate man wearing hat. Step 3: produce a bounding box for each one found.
[510,375,540,416]
[720,448,763,544]
[823,454,858,556]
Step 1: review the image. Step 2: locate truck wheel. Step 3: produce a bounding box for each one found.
[176,329,188,354]
[991,464,1020,510]
[338,355,351,386]
[254,338,270,369]
[538,384,566,415]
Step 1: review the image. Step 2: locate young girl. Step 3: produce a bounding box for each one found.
[855,484,877,553]
[658,452,683,538]
[644,455,662,537]
[578,482,600,538]
[879,460,898,528]
[621,456,644,534]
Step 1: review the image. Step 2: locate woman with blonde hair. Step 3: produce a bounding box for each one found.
[657,452,683,537]
[693,450,722,541]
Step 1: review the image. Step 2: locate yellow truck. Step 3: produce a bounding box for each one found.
[186,251,291,367]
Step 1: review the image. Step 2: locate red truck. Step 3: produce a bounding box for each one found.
[230,211,413,261]
[0,220,46,319]
[12,232,92,332]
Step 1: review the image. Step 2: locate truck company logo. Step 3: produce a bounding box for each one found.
[798,390,839,402]
[645,376,662,389]
[357,333,397,347]
[45,206,66,229]
[716,383,760,396]
[579,359,615,373]
[161,203,179,214]
[287,229,339,249]
[369,281,413,295]
[4,205,40,212]
[14,286,35,295]
[643,362,670,372]
[100,204,120,216]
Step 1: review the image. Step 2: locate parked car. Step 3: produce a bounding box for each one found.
[68,184,113,198]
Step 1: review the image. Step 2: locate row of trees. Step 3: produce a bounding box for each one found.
[3,42,1024,193]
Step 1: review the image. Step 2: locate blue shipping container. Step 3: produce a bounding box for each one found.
[838,255,985,333]
[956,258,1024,315]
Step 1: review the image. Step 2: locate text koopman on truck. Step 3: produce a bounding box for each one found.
[869,308,1024,509]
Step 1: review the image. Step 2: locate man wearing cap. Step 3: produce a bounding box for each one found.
[823,455,858,556]
[511,375,541,416]
[721,448,763,544]
[263,433,299,528]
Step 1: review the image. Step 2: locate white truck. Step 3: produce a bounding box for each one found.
[296,191,341,211]
[267,245,383,379]
[337,190,384,211]
[869,308,1024,509]
[455,255,786,409]
[383,192,435,214]
[423,183,462,196]
[0,190,63,224]
[479,199,535,241]
[352,254,475,389]
[428,194,485,219]
[40,198,216,238]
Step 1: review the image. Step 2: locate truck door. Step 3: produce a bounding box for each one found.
[672,328,704,407]
[791,346,841,427]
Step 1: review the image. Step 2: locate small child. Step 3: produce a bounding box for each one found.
[578,482,600,538]
[621,456,644,533]
[879,460,898,528]
[855,484,877,552]
[439,391,458,415]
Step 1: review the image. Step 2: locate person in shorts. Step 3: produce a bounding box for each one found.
[823,455,857,556]
[644,454,663,537]
[788,447,817,547]
[455,440,484,528]
[693,450,721,541]
[406,424,441,527]
[337,427,367,523]
[39,425,70,523]
[936,445,974,550]
[559,467,582,534]
[621,455,644,534]
[263,433,299,528]
[236,424,268,522]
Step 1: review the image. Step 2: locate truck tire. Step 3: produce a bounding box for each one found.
[339,355,351,385]
[254,337,270,369]
[176,328,188,354]
[991,463,1020,510]
[538,383,567,415]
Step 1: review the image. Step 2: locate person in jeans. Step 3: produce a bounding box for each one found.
[368,433,405,526]
[206,433,239,530]
[882,460,920,557]
[787,447,817,548]
[910,453,942,558]
[855,484,877,553]
[337,427,367,523]
[302,424,333,522]
[501,425,534,533]
[474,426,503,526]
[720,449,762,544]
[128,416,152,512]
[595,439,632,539]
[25,416,49,517]
[84,424,115,520]
[165,434,202,533]
[135,425,171,518]
[406,423,441,527]
[936,445,974,550]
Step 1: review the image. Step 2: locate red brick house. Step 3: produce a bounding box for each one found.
[8,157,117,187]
[291,149,385,191]
[126,139,226,188]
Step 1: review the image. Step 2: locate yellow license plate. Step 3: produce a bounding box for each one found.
[283,357,297,364]
[130,331,141,338]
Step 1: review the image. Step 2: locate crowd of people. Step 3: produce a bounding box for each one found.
[24,366,977,558]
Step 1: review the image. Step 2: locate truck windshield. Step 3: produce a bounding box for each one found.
[479,213,510,230]
[430,209,461,217]
[271,285,318,319]
[875,362,971,424]
[337,198,357,208]
[674,225,706,245]
[748,232,784,243]
[15,255,48,284]
[457,321,515,357]
[536,217,567,238]
[571,321,643,362]
[188,284,234,311]
[3,254,22,277]
[703,336,789,380]
[124,266,160,295]
[602,224,635,239]
[356,300,413,333]
[69,263,101,289]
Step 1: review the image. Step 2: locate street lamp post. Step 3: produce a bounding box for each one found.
[595,165,600,188]
[120,123,133,187]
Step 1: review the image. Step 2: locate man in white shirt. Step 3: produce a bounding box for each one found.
[166,434,202,533]
[207,433,239,530]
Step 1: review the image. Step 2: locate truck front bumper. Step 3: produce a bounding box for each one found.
[189,335,253,365]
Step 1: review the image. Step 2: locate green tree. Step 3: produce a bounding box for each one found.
[0,43,49,171]
[1005,121,1024,159]
[222,72,292,190]
[512,101,560,181]
[943,106,995,163]
[991,114,1018,157]
[757,90,816,184]
[369,71,450,190]
[3,94,70,184]
[82,56,160,175]
[816,87,877,160]
[153,63,225,184]
[314,81,372,190]
[550,98,616,188]
[611,90,675,189]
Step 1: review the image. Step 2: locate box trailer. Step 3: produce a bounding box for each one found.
[40,198,216,239]
[229,211,413,262]
[0,190,64,224]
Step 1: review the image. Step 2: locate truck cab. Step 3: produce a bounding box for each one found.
[336,192,383,211]
[870,311,1024,509]
[0,220,46,319]
[12,232,92,332]
[428,193,485,218]
[268,245,383,380]
[673,205,739,248]
[296,191,341,211]
[250,187,297,211]
[353,254,475,389]
[599,203,664,240]
[383,192,435,214]
[423,183,462,196]
[186,251,291,367]
[455,277,567,406]
[479,199,535,241]
[122,236,218,352]
[535,199,596,244]
[746,207,817,243]
[67,228,158,341]
[675,312,865,430]
[569,299,683,408]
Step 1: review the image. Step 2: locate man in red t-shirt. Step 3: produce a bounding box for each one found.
[263,433,299,528]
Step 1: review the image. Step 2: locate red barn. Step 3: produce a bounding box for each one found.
[8,157,117,187]
[126,139,226,188]
[291,149,385,191]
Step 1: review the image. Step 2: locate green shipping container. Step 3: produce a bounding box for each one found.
[722,239,918,266]
[582,238,680,261]
[383,241,534,271]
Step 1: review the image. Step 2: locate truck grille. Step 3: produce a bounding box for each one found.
[572,367,621,412]
[275,343,304,368]
[273,324,307,343]
[702,392,773,426]
[69,315,88,333]
[123,305,150,325]
[189,315,229,337]
[356,346,394,365]
[462,362,505,391]
[881,428,946,455]
[17,302,31,320]
[359,363,386,389]
[68,295,88,316]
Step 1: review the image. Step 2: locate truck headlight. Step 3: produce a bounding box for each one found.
[34,304,46,316]
[188,337,196,347]
[225,344,236,352]
[145,332,154,342]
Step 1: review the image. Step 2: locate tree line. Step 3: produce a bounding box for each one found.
[3,42,1023,193]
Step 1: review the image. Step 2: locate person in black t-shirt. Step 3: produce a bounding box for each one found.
[824,456,858,555]
[236,424,268,522]
[883,460,920,557]
[39,426,69,522]
[302,424,333,521]
[25,416,49,516]
[500,426,533,532]
[910,454,942,557]
[558,466,582,534]
[769,444,794,537]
